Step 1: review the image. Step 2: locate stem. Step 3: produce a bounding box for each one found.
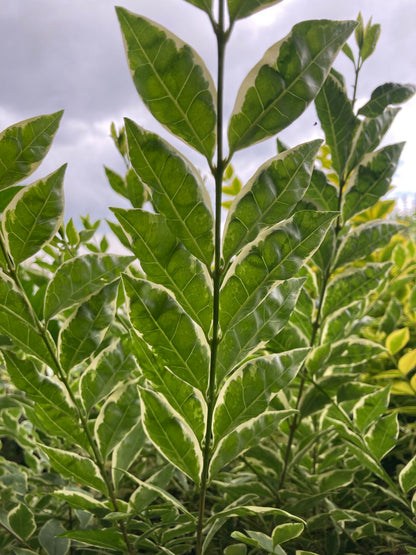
[351,57,362,111]
[196,1,227,552]
[0,234,134,554]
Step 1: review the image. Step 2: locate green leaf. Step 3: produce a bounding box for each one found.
[361,23,380,61]
[8,503,36,541]
[44,253,133,320]
[353,386,390,432]
[399,455,416,493]
[220,211,337,330]
[386,328,409,355]
[342,143,404,223]
[60,529,126,551]
[140,388,202,484]
[223,140,321,261]
[358,83,416,118]
[315,70,355,179]
[94,383,140,459]
[0,185,24,213]
[304,169,338,211]
[345,108,400,176]
[58,281,119,371]
[213,349,308,443]
[272,522,304,545]
[183,0,212,14]
[228,19,356,152]
[104,166,128,198]
[129,465,174,513]
[123,274,209,392]
[224,545,247,555]
[209,411,294,479]
[53,488,108,512]
[228,0,283,22]
[0,111,63,190]
[217,278,305,379]
[2,350,86,448]
[112,420,145,489]
[342,43,354,63]
[113,208,212,333]
[334,220,404,269]
[125,120,214,266]
[41,445,108,495]
[320,301,364,344]
[321,262,391,320]
[0,272,56,368]
[365,413,398,461]
[2,165,65,263]
[117,8,216,159]
[80,340,137,414]
[39,519,70,555]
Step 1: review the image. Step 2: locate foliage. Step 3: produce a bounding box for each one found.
[0,2,415,554]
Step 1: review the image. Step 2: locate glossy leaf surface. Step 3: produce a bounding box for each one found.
[140,387,202,484]
[0,111,63,191]
[113,208,212,332]
[304,169,338,211]
[125,120,214,266]
[228,0,283,22]
[228,19,356,152]
[117,8,216,158]
[220,211,337,329]
[58,281,119,372]
[342,143,404,222]
[123,274,209,392]
[358,83,416,118]
[365,413,398,460]
[44,253,133,320]
[3,165,65,264]
[223,140,321,261]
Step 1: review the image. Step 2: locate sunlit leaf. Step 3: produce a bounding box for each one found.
[0,111,63,190]
[228,19,356,152]
[125,120,214,266]
[365,413,398,460]
[223,140,321,261]
[386,328,409,355]
[353,386,390,432]
[117,8,216,158]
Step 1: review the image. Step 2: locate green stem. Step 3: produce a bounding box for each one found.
[196,1,227,552]
[351,57,362,111]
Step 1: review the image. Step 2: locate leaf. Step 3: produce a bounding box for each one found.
[113,208,212,333]
[182,0,212,14]
[80,340,137,415]
[220,211,337,330]
[140,388,202,484]
[342,143,404,223]
[365,413,398,461]
[60,529,126,551]
[117,8,216,159]
[209,411,294,479]
[123,274,209,392]
[217,278,305,379]
[321,262,391,320]
[53,488,108,512]
[386,328,409,355]
[0,272,56,368]
[228,19,356,152]
[320,301,364,344]
[315,69,355,179]
[39,519,70,555]
[129,465,174,513]
[41,445,108,495]
[358,83,416,118]
[272,522,304,545]
[112,420,146,489]
[2,165,65,264]
[8,503,36,541]
[228,0,283,22]
[334,220,404,269]
[342,43,354,63]
[353,386,390,432]
[94,383,140,459]
[0,111,63,190]
[345,108,400,176]
[2,351,86,448]
[398,350,416,376]
[0,185,24,213]
[125,120,214,266]
[44,253,133,320]
[213,349,308,443]
[399,455,416,493]
[360,23,381,61]
[223,140,321,261]
[304,169,338,211]
[58,281,119,371]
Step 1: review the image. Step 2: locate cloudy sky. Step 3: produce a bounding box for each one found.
[1,0,415,225]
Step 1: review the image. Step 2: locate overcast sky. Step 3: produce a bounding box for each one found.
[1,0,415,224]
